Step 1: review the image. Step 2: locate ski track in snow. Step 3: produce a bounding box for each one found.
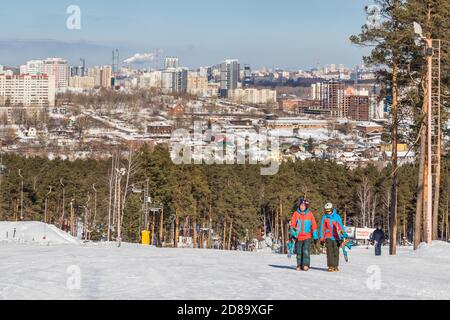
[0,223,450,300]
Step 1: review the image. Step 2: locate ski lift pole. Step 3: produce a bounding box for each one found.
[92,184,97,231]
[18,169,24,221]
[44,186,53,224]
[60,178,65,226]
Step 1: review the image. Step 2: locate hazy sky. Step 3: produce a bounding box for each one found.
[0,0,374,69]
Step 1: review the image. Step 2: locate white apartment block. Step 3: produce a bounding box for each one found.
[311,83,322,100]
[0,74,56,107]
[162,68,188,93]
[139,71,162,89]
[20,60,44,75]
[21,58,69,90]
[69,76,96,89]
[229,88,276,105]
[164,57,180,69]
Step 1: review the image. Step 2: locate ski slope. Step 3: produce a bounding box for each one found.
[0,222,80,245]
[0,224,449,300]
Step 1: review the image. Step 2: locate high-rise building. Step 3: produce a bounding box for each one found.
[112,49,120,74]
[220,59,240,98]
[243,64,253,87]
[100,66,113,88]
[330,64,337,73]
[20,60,44,75]
[20,58,69,90]
[162,67,188,93]
[0,74,56,106]
[187,74,209,96]
[164,57,180,69]
[71,59,86,77]
[139,71,162,88]
[311,83,323,100]
[198,66,212,81]
[345,95,370,121]
[42,58,69,90]
[321,80,345,118]
[87,66,113,88]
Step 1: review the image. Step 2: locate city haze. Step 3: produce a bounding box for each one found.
[0,0,372,68]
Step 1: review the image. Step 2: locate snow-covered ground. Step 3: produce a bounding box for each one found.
[0,222,449,300]
[0,222,80,245]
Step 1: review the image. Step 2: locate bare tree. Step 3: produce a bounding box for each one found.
[357,177,372,228]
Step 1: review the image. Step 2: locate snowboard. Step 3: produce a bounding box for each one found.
[286,240,295,259]
[286,228,299,259]
[339,230,352,262]
[340,238,354,262]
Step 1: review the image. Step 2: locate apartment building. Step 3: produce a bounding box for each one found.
[0,74,56,107]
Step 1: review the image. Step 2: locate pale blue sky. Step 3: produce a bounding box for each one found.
[0,0,374,69]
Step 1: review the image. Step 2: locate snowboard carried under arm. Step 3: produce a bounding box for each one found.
[339,230,354,262]
[286,228,299,259]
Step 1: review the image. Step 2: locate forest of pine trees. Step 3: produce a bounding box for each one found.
[1,145,449,250]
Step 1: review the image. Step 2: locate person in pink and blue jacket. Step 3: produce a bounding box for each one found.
[289,198,319,272]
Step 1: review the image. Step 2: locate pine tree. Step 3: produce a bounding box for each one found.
[351,0,415,254]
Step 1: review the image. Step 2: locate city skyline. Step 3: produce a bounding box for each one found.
[0,0,373,69]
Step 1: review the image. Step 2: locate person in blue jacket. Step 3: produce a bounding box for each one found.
[320,203,347,272]
[370,225,385,256]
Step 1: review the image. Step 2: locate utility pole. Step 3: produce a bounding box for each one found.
[144,179,150,230]
[84,193,90,241]
[425,37,433,245]
[92,184,97,234]
[107,156,114,242]
[60,178,65,228]
[413,23,442,246]
[70,199,75,236]
[44,186,53,224]
[18,169,24,221]
[116,167,126,247]
[160,204,164,246]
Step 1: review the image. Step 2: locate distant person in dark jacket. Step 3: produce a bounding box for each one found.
[370,225,385,256]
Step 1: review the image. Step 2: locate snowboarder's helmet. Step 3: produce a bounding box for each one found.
[324,202,333,211]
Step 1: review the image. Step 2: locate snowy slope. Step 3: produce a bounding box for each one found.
[0,222,80,245]
[0,240,449,300]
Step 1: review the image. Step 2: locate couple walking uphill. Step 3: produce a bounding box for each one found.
[289,198,347,272]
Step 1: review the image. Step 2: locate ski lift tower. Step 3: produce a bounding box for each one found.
[414,22,442,244]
